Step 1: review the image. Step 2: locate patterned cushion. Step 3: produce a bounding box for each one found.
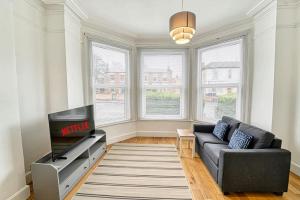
[212,120,229,141]
[229,129,254,149]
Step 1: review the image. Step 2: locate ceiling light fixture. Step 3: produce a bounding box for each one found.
[169,0,196,44]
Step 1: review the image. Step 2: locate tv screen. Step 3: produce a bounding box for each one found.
[48,105,95,161]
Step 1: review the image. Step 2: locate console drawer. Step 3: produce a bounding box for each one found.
[89,144,106,166]
[59,159,89,198]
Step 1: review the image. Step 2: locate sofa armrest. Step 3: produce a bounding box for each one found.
[218,149,291,193]
[193,123,215,133]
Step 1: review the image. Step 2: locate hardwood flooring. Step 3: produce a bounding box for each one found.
[28,137,300,200]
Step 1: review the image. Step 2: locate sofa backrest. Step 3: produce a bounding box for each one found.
[238,123,275,149]
[221,116,241,141]
[270,138,282,148]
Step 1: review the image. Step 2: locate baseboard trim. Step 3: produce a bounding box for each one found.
[107,132,137,145]
[25,171,32,184]
[136,131,177,137]
[7,185,30,200]
[291,161,300,176]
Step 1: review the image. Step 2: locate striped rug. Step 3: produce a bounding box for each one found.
[73,143,192,200]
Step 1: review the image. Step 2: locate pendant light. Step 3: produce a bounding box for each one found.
[169,0,196,44]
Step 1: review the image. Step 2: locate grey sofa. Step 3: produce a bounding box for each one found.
[194,116,291,195]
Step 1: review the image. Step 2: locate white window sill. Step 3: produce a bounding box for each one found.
[138,118,193,122]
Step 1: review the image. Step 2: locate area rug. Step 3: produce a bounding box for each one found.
[73,143,192,200]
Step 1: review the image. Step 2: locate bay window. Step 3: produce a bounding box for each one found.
[91,42,130,125]
[139,50,188,119]
[197,39,244,122]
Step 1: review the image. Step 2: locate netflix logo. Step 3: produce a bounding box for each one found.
[61,121,89,136]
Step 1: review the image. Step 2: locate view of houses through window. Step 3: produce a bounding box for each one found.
[91,40,243,125]
[197,39,243,122]
[92,42,130,125]
[140,51,187,119]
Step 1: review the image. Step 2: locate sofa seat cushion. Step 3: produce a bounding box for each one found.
[195,132,228,148]
[203,143,230,166]
[238,123,275,149]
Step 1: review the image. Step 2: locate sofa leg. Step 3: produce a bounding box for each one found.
[274,192,283,196]
[223,192,229,195]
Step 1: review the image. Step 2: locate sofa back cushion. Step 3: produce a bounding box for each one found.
[270,138,282,148]
[228,129,254,149]
[221,116,241,141]
[212,120,229,141]
[238,123,275,149]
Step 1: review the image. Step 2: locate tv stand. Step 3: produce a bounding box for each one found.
[54,156,68,161]
[31,130,106,200]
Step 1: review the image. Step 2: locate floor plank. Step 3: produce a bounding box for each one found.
[28,137,300,200]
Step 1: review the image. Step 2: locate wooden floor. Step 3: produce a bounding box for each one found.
[29,137,300,200]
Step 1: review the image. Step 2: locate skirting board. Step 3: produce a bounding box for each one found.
[291,161,300,176]
[136,131,177,137]
[106,132,137,145]
[7,185,30,200]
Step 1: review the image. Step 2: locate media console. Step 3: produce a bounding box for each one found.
[31,130,106,200]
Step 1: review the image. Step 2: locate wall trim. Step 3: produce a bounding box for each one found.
[247,0,275,17]
[291,161,300,176]
[107,132,137,145]
[6,185,30,200]
[136,131,177,137]
[42,0,88,20]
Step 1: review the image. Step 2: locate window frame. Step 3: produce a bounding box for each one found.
[196,38,245,122]
[138,49,189,120]
[91,41,131,126]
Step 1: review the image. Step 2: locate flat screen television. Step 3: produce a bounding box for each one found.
[48,105,95,161]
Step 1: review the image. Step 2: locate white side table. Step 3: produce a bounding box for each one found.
[176,129,195,158]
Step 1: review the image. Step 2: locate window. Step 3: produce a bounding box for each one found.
[197,39,244,122]
[91,42,130,125]
[140,50,187,119]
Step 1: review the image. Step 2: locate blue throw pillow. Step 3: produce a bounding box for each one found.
[229,129,254,149]
[212,120,229,141]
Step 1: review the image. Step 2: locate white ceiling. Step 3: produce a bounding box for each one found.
[77,0,262,38]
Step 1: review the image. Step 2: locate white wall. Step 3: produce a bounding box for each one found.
[271,3,297,149]
[65,7,84,108]
[0,1,30,199]
[102,122,137,144]
[45,4,69,113]
[13,0,51,182]
[289,1,300,176]
[10,0,86,184]
[250,0,300,176]
[250,1,277,131]
[136,121,192,137]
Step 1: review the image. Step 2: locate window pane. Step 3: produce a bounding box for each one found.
[145,88,181,116]
[202,87,238,122]
[93,45,126,86]
[202,67,240,85]
[140,51,186,119]
[198,39,243,122]
[201,43,241,67]
[200,42,241,85]
[95,88,126,124]
[92,42,130,125]
[142,54,183,86]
